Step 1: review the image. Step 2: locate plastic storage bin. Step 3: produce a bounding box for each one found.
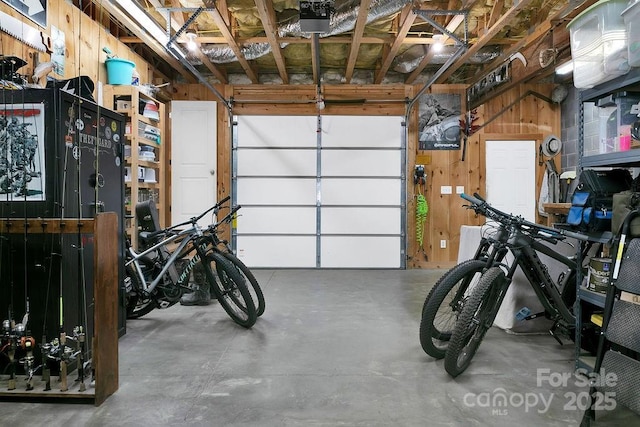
[622,0,640,67]
[568,0,630,89]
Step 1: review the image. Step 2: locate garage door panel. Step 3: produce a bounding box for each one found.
[238,149,316,176]
[237,236,316,268]
[321,207,400,234]
[237,206,316,234]
[237,116,317,147]
[320,236,401,268]
[321,150,400,177]
[237,178,317,205]
[322,179,401,205]
[322,116,402,148]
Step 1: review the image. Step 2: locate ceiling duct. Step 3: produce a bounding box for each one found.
[196,0,410,66]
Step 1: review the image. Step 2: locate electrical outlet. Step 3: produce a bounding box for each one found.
[440,240,447,249]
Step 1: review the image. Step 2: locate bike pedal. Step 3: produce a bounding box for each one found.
[515,307,530,321]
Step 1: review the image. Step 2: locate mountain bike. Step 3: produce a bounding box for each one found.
[419,238,500,359]
[124,202,257,328]
[419,195,562,359]
[443,193,596,377]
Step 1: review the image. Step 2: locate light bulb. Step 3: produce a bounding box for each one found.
[432,34,444,53]
[186,31,198,51]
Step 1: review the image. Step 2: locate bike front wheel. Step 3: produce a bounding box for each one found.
[419,259,486,359]
[203,252,257,328]
[221,251,265,317]
[444,266,509,377]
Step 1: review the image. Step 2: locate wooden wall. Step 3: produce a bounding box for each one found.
[173,82,561,268]
[1,0,157,89]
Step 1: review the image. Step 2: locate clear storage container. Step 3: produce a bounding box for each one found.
[568,0,630,88]
[622,0,640,67]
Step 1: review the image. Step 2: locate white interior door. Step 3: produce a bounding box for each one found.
[170,101,217,225]
[486,139,536,221]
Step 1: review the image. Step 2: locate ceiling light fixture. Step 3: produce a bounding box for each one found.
[555,61,574,75]
[432,34,444,53]
[186,30,198,51]
[114,0,169,46]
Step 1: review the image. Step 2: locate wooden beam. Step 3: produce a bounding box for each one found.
[193,42,228,83]
[255,0,289,84]
[203,1,259,83]
[374,4,416,84]
[405,12,466,84]
[344,0,373,83]
[435,0,537,84]
[487,0,504,29]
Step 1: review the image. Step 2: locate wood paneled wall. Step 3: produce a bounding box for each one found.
[173,82,561,268]
[1,0,157,88]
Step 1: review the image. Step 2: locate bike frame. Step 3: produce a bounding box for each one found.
[498,226,577,324]
[125,224,206,296]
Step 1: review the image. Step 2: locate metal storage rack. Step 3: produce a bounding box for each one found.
[575,70,640,372]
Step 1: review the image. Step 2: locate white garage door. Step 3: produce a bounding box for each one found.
[234,115,404,268]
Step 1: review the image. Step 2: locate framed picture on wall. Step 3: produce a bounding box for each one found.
[418,93,461,150]
[2,0,47,28]
[0,103,47,201]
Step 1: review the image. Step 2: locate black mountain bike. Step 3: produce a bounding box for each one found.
[202,198,265,317]
[442,193,595,377]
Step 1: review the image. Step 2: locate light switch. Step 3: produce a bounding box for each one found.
[440,186,452,195]
[456,186,464,194]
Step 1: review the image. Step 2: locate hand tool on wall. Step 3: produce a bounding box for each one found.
[0,11,51,53]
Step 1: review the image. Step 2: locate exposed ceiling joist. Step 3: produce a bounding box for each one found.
[344,0,374,83]
[203,0,259,83]
[374,3,416,84]
[435,0,537,83]
[255,0,289,84]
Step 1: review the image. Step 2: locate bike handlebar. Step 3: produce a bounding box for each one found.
[140,195,234,240]
[460,193,592,243]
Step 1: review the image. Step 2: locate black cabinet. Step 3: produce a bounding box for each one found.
[0,89,125,376]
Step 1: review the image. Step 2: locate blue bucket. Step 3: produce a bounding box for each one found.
[105,58,135,85]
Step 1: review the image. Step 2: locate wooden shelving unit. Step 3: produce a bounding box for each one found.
[103,86,166,249]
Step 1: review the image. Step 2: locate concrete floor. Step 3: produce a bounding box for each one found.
[1,269,639,426]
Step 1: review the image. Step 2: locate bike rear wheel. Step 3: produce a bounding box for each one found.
[444,266,509,377]
[203,252,257,328]
[419,259,486,359]
[221,251,265,317]
[125,262,157,319]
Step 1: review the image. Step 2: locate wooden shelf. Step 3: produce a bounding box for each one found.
[104,85,166,249]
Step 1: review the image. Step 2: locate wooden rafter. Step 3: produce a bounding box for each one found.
[435,0,537,83]
[374,3,416,84]
[344,0,373,83]
[193,42,229,83]
[203,1,259,83]
[487,0,504,29]
[404,12,466,84]
[255,0,289,84]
